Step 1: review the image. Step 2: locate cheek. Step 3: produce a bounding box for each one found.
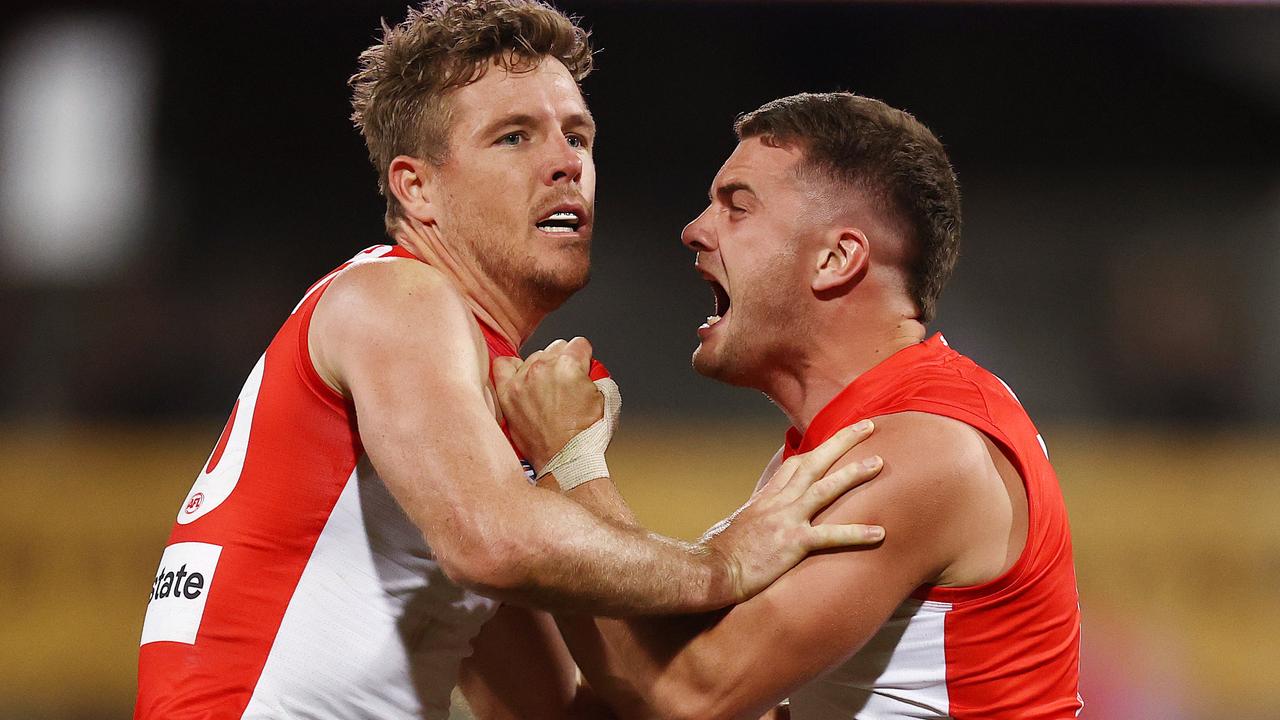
[740,255,802,317]
[580,159,597,201]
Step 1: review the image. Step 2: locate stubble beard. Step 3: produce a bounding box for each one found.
[693,253,808,390]
[468,224,591,314]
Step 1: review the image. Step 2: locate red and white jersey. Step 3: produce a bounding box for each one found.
[782,334,1082,719]
[136,245,597,719]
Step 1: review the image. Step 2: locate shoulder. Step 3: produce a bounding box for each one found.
[320,257,469,324]
[868,411,992,481]
[856,411,999,525]
[818,411,1003,581]
[310,257,487,393]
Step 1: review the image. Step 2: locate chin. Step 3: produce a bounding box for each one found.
[528,264,590,311]
[694,329,781,390]
[693,344,746,387]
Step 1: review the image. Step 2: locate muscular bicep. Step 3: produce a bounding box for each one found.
[310,260,531,563]
[652,414,988,717]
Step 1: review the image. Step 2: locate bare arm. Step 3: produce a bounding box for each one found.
[308,259,877,615]
[493,344,1013,719]
[557,414,1014,720]
[458,604,614,719]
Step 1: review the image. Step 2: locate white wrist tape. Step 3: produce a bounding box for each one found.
[536,377,622,492]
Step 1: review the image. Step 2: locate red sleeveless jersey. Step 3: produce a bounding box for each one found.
[782,334,1082,719]
[136,245,606,719]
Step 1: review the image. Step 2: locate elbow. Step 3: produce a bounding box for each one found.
[629,674,745,720]
[434,518,535,597]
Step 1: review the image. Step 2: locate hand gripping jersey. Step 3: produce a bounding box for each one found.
[782,334,1082,719]
[136,245,607,719]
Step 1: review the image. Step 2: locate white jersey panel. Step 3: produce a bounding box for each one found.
[242,456,500,719]
[789,598,952,719]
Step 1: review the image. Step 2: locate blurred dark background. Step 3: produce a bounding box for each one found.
[3,0,1277,426]
[0,1,1276,718]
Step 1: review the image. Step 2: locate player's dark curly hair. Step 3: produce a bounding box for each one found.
[736,93,961,324]
[350,0,594,231]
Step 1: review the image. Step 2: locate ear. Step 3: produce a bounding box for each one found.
[812,227,870,293]
[386,155,438,224]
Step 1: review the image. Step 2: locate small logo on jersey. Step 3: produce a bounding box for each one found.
[520,459,537,485]
[178,354,265,525]
[140,542,222,646]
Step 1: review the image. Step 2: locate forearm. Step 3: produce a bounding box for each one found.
[555,612,726,720]
[467,483,734,616]
[556,474,639,528]
[551,479,719,716]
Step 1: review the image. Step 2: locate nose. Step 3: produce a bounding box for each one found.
[545,134,583,186]
[681,205,717,253]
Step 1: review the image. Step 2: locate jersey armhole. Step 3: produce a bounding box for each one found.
[292,275,350,415]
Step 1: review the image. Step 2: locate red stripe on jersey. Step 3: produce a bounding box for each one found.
[137,255,364,718]
[137,245,610,717]
[204,400,239,475]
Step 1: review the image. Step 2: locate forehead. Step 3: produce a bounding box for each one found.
[448,57,589,131]
[712,137,805,196]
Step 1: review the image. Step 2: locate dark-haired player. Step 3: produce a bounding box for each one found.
[499,92,1083,719]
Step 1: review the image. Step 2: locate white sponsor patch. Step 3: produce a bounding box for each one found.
[140,542,222,645]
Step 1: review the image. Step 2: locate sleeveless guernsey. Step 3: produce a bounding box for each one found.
[136,245,603,719]
[783,334,1082,719]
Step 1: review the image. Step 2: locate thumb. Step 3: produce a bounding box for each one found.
[491,356,521,389]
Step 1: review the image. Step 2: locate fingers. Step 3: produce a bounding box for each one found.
[808,522,885,550]
[565,336,592,358]
[802,454,883,514]
[530,337,593,375]
[777,419,875,497]
[491,355,521,388]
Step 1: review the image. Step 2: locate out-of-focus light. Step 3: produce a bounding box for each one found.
[0,15,155,284]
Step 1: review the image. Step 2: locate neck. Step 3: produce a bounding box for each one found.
[393,219,544,350]
[762,312,926,436]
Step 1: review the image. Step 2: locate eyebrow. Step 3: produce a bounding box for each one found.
[711,181,756,204]
[563,112,597,136]
[476,111,596,139]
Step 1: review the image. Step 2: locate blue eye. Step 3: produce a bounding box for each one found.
[566,134,586,149]
[497,132,524,146]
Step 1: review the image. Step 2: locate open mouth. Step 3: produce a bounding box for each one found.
[535,209,584,234]
[702,278,731,330]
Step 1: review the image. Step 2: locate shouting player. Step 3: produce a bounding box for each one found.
[498,93,1083,719]
[134,5,886,719]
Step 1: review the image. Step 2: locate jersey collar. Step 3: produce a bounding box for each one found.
[784,333,950,457]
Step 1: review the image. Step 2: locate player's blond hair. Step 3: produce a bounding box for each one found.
[350,0,594,232]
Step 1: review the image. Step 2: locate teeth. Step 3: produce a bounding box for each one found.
[706,315,722,326]
[537,210,581,233]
